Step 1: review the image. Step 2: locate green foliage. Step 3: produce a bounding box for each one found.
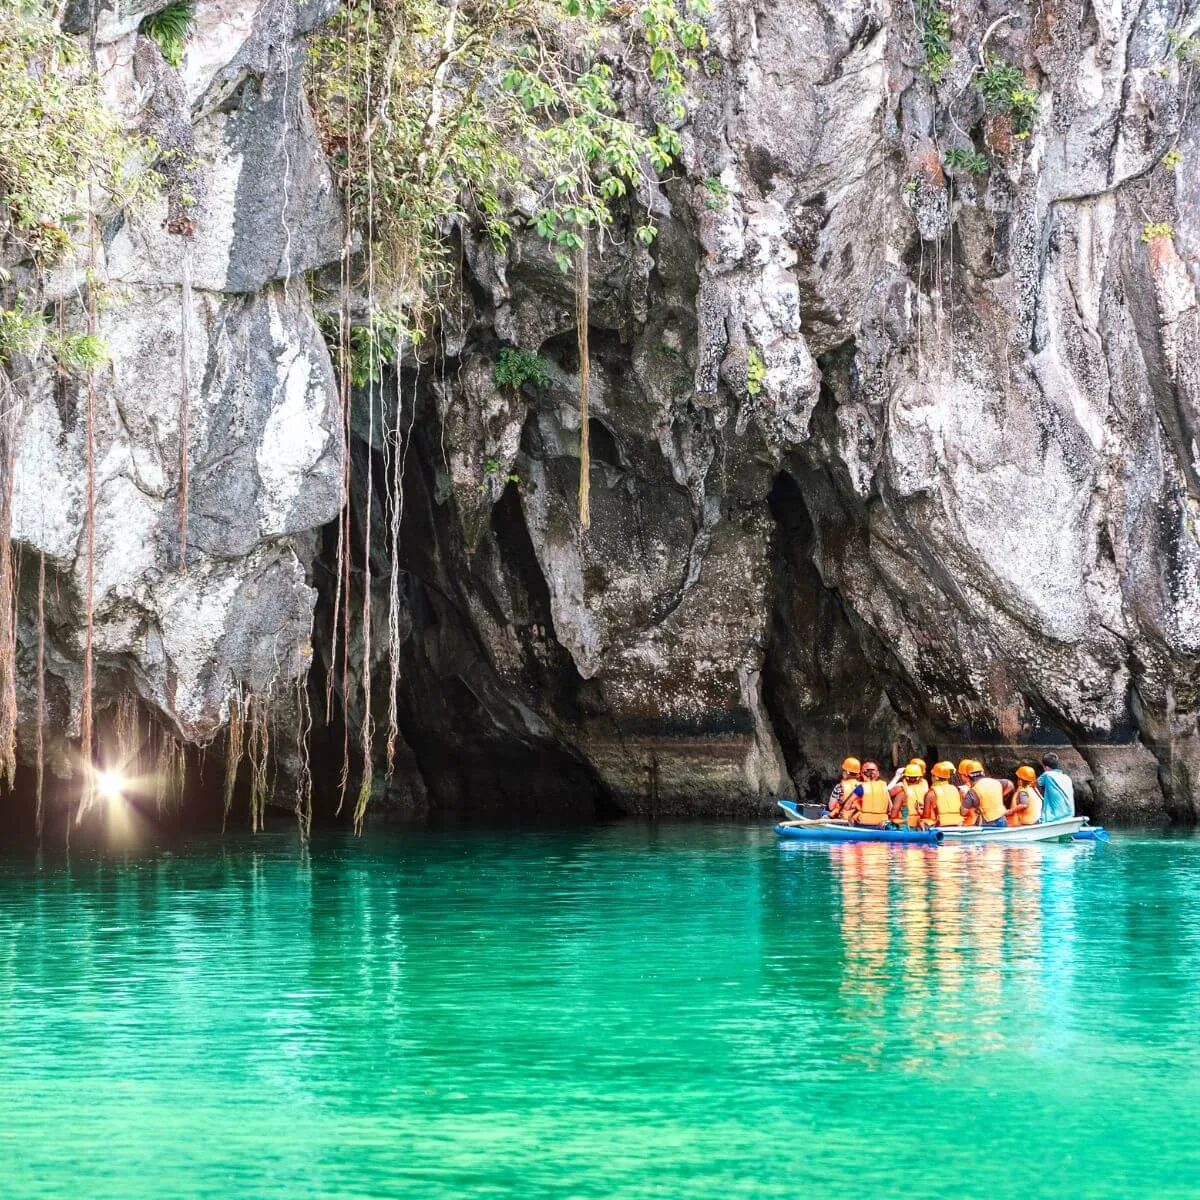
[702,176,729,210]
[347,315,404,389]
[978,62,1024,109]
[943,147,989,174]
[478,458,520,493]
[0,6,141,267]
[307,0,708,312]
[494,347,550,390]
[977,61,1039,136]
[1142,221,1175,242]
[746,346,765,397]
[140,2,193,68]
[0,298,46,364]
[0,297,111,372]
[1168,29,1200,66]
[915,1,951,82]
[316,308,412,390]
[1162,147,1183,170]
[56,332,111,370]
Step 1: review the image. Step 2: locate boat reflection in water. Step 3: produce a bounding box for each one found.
[827,841,1079,1066]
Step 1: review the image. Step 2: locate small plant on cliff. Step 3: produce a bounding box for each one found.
[0,297,112,373]
[494,347,551,391]
[478,459,520,494]
[1141,221,1175,243]
[0,8,141,267]
[140,3,194,68]
[703,176,729,210]
[1168,29,1200,66]
[1162,148,1183,170]
[943,147,989,174]
[746,346,766,396]
[914,0,952,82]
[0,299,46,365]
[977,61,1039,137]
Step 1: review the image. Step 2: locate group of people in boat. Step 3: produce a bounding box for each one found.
[826,753,1076,830]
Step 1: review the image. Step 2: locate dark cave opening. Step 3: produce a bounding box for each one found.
[295,377,615,826]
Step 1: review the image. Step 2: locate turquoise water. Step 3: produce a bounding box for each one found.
[1,823,1198,1198]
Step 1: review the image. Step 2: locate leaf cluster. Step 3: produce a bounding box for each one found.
[915,1,951,82]
[494,347,550,390]
[0,297,111,372]
[1168,29,1200,66]
[0,7,142,267]
[745,346,765,396]
[702,176,728,210]
[306,0,708,314]
[977,61,1039,136]
[140,2,193,69]
[1141,221,1174,243]
[943,147,988,175]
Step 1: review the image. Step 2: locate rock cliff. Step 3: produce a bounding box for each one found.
[4,0,1200,823]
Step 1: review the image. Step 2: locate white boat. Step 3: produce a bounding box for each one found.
[936,816,1087,845]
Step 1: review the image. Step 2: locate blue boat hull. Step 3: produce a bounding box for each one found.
[775,822,943,845]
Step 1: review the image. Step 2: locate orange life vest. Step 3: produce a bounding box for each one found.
[973,777,1006,823]
[855,779,890,827]
[903,782,927,828]
[930,781,963,826]
[1010,784,1042,826]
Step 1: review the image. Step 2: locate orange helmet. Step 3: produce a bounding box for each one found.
[932,761,954,780]
[957,759,975,778]
[903,764,924,779]
[841,757,861,776]
[909,758,927,772]
[1016,764,1037,783]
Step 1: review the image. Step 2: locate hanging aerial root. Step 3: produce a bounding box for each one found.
[34,550,45,833]
[114,691,139,766]
[223,690,244,827]
[177,241,192,567]
[246,693,271,832]
[293,676,313,837]
[575,242,591,530]
[156,733,185,813]
[0,394,17,791]
[78,200,99,818]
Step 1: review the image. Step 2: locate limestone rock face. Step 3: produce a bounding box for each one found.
[356,0,1200,822]
[7,0,1200,823]
[7,0,343,770]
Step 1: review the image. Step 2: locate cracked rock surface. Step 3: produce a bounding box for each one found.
[8,0,1200,823]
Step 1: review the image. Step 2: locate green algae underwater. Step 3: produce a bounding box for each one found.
[1,823,1198,1198]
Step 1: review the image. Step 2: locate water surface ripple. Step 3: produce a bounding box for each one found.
[1,825,1196,1197]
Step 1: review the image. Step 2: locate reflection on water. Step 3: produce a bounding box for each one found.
[1,827,1199,1199]
[828,845,1063,1064]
